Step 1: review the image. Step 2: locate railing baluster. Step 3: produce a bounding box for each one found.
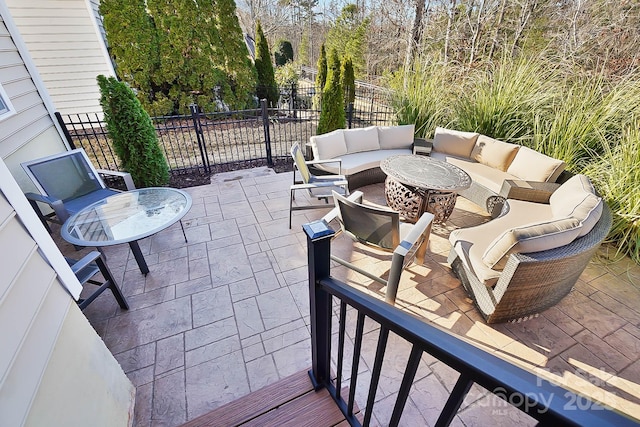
[335,301,347,401]
[348,312,365,416]
[434,373,473,427]
[389,345,422,427]
[363,325,389,427]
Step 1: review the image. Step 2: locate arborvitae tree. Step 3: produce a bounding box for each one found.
[274,40,294,66]
[97,75,169,187]
[255,21,279,106]
[313,44,327,109]
[213,0,257,108]
[315,44,327,92]
[100,0,255,114]
[326,4,370,77]
[99,0,159,97]
[341,57,355,108]
[317,49,345,134]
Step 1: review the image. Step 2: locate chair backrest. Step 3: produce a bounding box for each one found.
[291,142,312,184]
[22,148,106,202]
[333,191,400,250]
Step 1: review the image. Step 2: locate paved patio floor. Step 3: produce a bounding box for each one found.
[55,167,640,426]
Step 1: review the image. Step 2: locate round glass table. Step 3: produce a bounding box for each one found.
[61,187,192,274]
[380,155,471,223]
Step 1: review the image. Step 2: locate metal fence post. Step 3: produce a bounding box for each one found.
[347,102,354,129]
[291,83,297,119]
[304,220,336,390]
[54,112,76,149]
[189,103,210,174]
[260,99,273,167]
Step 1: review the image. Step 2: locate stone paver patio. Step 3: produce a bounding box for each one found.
[55,167,640,426]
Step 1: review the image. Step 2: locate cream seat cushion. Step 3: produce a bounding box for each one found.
[432,127,479,158]
[343,126,380,153]
[449,200,554,286]
[315,149,412,175]
[507,146,565,182]
[377,124,415,150]
[310,130,348,160]
[470,135,520,172]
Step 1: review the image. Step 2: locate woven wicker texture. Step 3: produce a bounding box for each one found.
[448,203,612,323]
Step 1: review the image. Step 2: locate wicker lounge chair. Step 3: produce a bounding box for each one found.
[448,197,612,323]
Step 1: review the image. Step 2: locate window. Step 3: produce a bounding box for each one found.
[0,83,16,120]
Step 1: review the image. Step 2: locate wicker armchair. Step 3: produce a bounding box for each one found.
[448,203,612,323]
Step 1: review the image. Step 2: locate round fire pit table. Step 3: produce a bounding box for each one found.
[380,155,471,223]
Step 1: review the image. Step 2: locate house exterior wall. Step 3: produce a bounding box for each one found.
[5,0,115,116]
[0,6,134,427]
[0,12,68,189]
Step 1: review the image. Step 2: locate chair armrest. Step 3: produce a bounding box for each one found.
[68,251,101,274]
[499,180,560,204]
[25,192,69,223]
[394,212,434,258]
[97,169,136,190]
[321,191,364,224]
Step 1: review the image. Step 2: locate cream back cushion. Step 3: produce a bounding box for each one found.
[550,174,603,237]
[482,217,583,270]
[310,130,348,160]
[432,127,480,158]
[377,124,415,150]
[344,126,380,153]
[470,135,520,172]
[507,146,566,182]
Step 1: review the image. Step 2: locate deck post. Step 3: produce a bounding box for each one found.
[304,220,335,390]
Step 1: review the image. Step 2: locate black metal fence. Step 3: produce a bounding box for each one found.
[58,82,396,177]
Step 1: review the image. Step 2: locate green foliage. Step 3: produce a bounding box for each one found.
[100,0,255,114]
[255,21,279,106]
[584,126,640,263]
[325,4,370,77]
[314,45,327,109]
[454,56,555,143]
[298,31,310,65]
[97,75,169,187]
[317,49,345,134]
[274,40,294,66]
[275,62,299,88]
[340,57,355,108]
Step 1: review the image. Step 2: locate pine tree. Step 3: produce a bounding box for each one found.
[255,21,279,106]
[341,57,355,108]
[317,49,345,134]
[298,31,310,65]
[97,75,169,187]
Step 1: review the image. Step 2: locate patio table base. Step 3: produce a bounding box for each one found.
[384,177,458,223]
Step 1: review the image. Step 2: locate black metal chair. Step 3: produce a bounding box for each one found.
[66,251,129,310]
[323,190,434,304]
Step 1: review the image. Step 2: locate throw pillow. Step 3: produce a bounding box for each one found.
[310,130,348,160]
[432,127,480,158]
[377,124,415,150]
[344,126,380,153]
[550,174,603,237]
[470,135,520,172]
[507,146,566,182]
[482,217,582,270]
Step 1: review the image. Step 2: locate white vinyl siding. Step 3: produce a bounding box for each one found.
[5,0,115,115]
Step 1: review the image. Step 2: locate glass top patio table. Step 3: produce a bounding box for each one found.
[61,187,192,274]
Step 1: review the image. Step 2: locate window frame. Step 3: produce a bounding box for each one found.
[0,82,16,121]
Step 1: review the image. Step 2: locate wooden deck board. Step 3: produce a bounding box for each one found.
[181,370,316,427]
